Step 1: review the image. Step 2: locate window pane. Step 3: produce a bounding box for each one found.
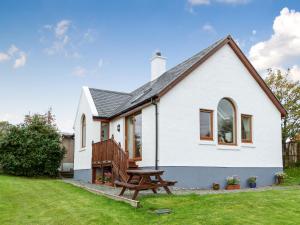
[242,116,251,142]
[200,111,212,138]
[217,99,235,144]
[134,113,142,158]
[126,117,134,158]
[82,115,86,148]
[126,112,142,159]
[101,123,109,141]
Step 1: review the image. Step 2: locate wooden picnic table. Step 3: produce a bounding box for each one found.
[115,169,177,200]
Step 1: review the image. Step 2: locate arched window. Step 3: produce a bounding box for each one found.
[81,114,86,148]
[217,98,236,145]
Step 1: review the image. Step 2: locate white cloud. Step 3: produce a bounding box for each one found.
[55,20,71,38]
[0,44,26,68]
[216,0,249,4]
[14,52,27,69]
[73,66,87,77]
[43,20,72,56]
[43,24,52,30]
[290,65,300,81]
[188,0,249,5]
[202,23,216,33]
[41,20,95,58]
[188,0,210,5]
[8,45,18,56]
[249,7,300,81]
[0,52,10,62]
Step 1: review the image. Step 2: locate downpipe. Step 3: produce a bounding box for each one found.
[151,98,159,170]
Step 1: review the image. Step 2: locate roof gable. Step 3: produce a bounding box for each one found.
[90,35,286,119]
[155,36,286,117]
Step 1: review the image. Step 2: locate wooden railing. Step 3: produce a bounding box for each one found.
[92,138,129,182]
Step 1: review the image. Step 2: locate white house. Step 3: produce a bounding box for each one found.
[73,36,286,188]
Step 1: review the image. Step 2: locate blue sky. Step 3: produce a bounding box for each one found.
[1,0,300,132]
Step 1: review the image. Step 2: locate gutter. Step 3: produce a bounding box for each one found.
[151,98,159,170]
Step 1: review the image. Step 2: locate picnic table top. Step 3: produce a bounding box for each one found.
[126,169,164,175]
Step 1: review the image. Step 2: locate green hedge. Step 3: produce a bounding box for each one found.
[0,115,65,177]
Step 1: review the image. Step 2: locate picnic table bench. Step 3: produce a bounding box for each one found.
[115,169,177,200]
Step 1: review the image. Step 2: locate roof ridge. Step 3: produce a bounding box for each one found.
[145,36,229,84]
[89,88,132,96]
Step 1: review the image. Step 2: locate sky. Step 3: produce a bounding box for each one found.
[0,0,300,132]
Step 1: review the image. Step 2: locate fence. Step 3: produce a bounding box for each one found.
[283,142,300,167]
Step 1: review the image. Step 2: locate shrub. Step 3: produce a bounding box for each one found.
[226,175,240,185]
[0,112,65,177]
[275,172,287,179]
[248,176,257,184]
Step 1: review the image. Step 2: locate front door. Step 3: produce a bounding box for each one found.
[126,112,142,160]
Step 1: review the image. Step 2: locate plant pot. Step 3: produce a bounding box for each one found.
[212,183,220,190]
[277,177,284,185]
[249,183,256,188]
[94,180,101,185]
[104,182,113,186]
[226,184,240,190]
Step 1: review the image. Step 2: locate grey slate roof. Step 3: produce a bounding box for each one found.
[89,89,132,118]
[90,36,228,118]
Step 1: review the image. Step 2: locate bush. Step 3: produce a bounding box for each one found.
[0,113,65,177]
[226,175,240,185]
[275,172,287,179]
[248,176,257,184]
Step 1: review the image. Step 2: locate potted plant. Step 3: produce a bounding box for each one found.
[104,172,112,186]
[95,175,102,184]
[212,182,220,190]
[248,176,257,188]
[226,175,240,190]
[275,172,286,185]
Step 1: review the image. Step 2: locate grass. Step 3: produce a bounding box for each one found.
[1,172,300,225]
[284,167,300,185]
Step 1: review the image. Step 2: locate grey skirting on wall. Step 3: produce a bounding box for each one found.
[74,169,92,183]
[143,166,283,189]
[73,166,282,189]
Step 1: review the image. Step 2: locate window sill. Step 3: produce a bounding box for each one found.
[198,140,216,146]
[241,143,256,148]
[79,148,87,152]
[217,145,240,151]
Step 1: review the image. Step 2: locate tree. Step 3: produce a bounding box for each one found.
[0,110,65,176]
[0,121,11,140]
[265,69,300,153]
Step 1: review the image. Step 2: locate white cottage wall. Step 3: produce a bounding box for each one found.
[149,44,282,188]
[73,87,100,182]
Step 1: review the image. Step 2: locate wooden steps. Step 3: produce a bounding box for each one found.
[92,138,138,184]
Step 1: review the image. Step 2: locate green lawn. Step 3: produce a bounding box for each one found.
[284,167,300,186]
[1,173,300,225]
